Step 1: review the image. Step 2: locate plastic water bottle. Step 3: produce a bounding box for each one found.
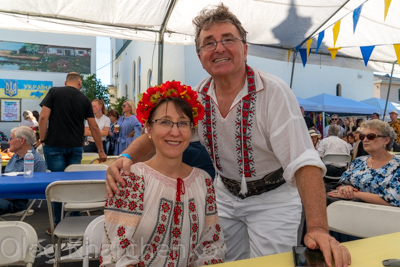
[24,150,34,178]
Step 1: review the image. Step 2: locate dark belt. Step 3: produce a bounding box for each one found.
[220,168,285,199]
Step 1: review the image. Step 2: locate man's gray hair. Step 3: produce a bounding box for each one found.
[11,126,36,146]
[328,124,340,136]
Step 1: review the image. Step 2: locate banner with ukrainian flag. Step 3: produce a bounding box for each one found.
[0,79,52,99]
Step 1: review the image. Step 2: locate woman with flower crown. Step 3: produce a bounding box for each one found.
[100,81,225,267]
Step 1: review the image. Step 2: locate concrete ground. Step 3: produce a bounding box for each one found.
[3,200,101,267]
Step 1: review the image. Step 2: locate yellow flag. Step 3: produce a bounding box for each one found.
[306,39,313,59]
[394,44,400,66]
[333,20,341,46]
[287,50,291,66]
[384,0,392,21]
[328,47,342,61]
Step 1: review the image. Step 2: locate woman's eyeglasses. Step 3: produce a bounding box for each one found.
[151,119,193,132]
[359,133,387,141]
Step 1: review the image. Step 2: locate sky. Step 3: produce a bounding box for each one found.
[96,36,111,86]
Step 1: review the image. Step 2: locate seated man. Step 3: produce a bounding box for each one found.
[318,124,350,178]
[0,126,47,215]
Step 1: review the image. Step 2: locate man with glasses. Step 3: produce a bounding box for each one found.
[1,126,47,215]
[323,114,345,138]
[105,4,350,266]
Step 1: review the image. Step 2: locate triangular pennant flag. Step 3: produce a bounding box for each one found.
[287,50,291,66]
[353,4,363,34]
[296,45,301,52]
[333,20,341,46]
[384,0,392,21]
[393,44,400,66]
[299,48,308,67]
[327,47,341,61]
[306,39,312,59]
[360,46,375,66]
[315,31,324,54]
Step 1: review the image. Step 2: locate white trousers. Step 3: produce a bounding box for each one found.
[215,176,302,261]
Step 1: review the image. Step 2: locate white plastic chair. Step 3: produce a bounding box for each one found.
[0,209,34,221]
[46,180,106,267]
[82,215,104,267]
[322,153,351,180]
[90,155,119,166]
[63,164,108,216]
[0,221,38,267]
[327,201,400,238]
[64,164,108,172]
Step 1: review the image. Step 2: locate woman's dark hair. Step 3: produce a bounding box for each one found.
[148,97,193,124]
[107,109,120,120]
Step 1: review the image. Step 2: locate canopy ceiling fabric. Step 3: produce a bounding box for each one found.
[0,0,399,72]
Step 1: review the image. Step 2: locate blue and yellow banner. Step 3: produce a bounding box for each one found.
[0,79,52,99]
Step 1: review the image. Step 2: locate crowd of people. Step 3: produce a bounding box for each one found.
[0,72,142,235]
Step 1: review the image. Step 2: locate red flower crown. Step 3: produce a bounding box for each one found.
[136,81,205,126]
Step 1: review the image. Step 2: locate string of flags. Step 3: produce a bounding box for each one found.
[290,0,399,67]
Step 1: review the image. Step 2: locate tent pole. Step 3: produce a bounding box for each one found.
[157,39,164,85]
[383,62,396,120]
[289,49,297,89]
[157,0,178,85]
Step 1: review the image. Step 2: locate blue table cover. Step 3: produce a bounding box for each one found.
[0,171,106,199]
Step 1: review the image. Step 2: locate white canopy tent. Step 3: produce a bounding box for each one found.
[1,0,400,84]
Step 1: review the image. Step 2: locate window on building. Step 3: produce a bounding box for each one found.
[336,84,342,96]
[133,61,136,104]
[138,57,142,94]
[398,88,400,101]
[148,69,153,87]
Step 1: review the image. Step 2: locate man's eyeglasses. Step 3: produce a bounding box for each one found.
[200,37,244,51]
[331,118,338,121]
[151,119,193,132]
[359,133,387,141]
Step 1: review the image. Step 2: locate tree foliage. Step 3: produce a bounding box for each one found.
[81,74,109,105]
[109,96,128,115]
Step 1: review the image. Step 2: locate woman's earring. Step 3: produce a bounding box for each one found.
[148,135,152,139]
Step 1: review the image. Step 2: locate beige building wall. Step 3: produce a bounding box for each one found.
[374,75,400,104]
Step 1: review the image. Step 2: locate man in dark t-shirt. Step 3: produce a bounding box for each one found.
[300,106,315,130]
[39,72,106,228]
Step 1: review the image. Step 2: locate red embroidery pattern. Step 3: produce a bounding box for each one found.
[139,198,173,266]
[187,198,199,265]
[205,177,217,216]
[200,83,222,172]
[164,201,184,267]
[105,171,145,215]
[236,65,256,178]
[200,66,257,178]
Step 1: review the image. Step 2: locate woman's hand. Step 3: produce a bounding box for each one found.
[128,130,135,138]
[327,185,358,199]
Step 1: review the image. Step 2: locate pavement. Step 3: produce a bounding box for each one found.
[3,200,101,267]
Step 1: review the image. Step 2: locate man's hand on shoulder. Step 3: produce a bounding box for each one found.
[105,156,132,198]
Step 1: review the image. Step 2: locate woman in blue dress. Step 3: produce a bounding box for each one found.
[328,119,400,207]
[113,100,142,155]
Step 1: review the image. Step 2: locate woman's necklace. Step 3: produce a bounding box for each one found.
[369,153,392,169]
